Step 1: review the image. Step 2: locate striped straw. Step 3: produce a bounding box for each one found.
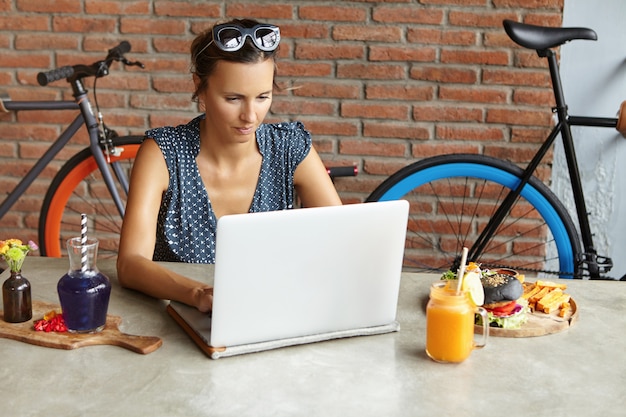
[80,213,88,273]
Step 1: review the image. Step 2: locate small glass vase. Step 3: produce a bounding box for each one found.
[57,237,111,333]
[2,270,32,323]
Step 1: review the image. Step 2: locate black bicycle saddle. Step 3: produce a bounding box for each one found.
[503,19,597,50]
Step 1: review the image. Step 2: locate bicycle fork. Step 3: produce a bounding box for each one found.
[74,85,127,219]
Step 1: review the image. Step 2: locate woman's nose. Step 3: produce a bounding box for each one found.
[240,102,256,123]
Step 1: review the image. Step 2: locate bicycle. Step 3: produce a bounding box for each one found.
[0,41,145,258]
[366,19,626,280]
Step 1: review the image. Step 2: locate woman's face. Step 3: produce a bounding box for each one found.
[197,58,275,145]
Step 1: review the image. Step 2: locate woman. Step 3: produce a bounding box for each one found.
[117,19,342,312]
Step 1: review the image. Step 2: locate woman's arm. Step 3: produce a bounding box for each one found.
[293,146,343,208]
[116,139,213,312]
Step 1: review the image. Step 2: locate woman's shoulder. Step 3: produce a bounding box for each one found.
[257,121,311,147]
[259,121,307,135]
[257,121,312,163]
[145,115,202,147]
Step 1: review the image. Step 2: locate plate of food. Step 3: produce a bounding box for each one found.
[443,265,578,337]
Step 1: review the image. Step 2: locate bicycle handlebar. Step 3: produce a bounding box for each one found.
[36,41,139,86]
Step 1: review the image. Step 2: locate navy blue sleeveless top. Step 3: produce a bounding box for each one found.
[146,115,311,263]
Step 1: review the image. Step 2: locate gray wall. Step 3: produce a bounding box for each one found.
[554,0,626,279]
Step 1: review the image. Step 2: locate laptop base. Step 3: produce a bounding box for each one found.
[167,303,400,359]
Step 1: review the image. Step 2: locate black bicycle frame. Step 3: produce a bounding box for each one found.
[470,49,616,278]
[0,81,127,220]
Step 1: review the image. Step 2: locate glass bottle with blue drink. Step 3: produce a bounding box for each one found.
[57,237,111,333]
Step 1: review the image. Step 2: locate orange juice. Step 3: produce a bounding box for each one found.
[426,282,488,363]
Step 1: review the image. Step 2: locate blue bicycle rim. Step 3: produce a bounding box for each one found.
[376,162,575,276]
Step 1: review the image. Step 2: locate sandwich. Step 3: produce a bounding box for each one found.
[479,270,528,329]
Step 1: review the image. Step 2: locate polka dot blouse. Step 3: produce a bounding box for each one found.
[146,114,312,264]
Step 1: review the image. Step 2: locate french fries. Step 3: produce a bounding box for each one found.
[522,280,572,315]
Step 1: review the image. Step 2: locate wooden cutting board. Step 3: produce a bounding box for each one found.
[0,300,162,354]
[475,298,579,338]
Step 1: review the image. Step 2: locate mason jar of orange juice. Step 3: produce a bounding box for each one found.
[426,281,488,363]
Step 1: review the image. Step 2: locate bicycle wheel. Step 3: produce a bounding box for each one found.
[39,136,142,258]
[366,154,582,278]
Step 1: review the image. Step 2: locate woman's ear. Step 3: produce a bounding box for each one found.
[193,73,201,90]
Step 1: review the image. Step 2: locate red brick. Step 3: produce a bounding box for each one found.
[412,143,481,158]
[511,127,553,144]
[155,1,220,17]
[372,6,444,24]
[152,76,194,94]
[0,123,60,142]
[153,38,194,54]
[408,28,476,46]
[271,100,335,117]
[279,23,329,40]
[97,73,151,91]
[439,86,507,104]
[486,108,552,127]
[337,63,405,80]
[332,26,402,42]
[120,18,186,35]
[130,94,195,112]
[17,0,81,13]
[448,11,519,28]
[369,46,436,62]
[299,5,367,22]
[364,121,430,140]
[0,52,50,69]
[341,102,410,121]
[225,3,293,19]
[0,15,49,31]
[484,144,545,163]
[295,43,364,60]
[513,89,555,107]
[303,120,359,137]
[53,16,117,33]
[441,49,509,66]
[363,159,412,177]
[366,84,434,101]
[482,69,551,88]
[436,125,505,141]
[83,37,149,54]
[492,0,563,10]
[291,82,361,100]
[85,0,150,15]
[277,62,333,77]
[15,34,79,51]
[340,139,407,157]
[411,66,478,84]
[413,105,483,123]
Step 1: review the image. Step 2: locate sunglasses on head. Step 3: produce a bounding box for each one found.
[196,23,280,58]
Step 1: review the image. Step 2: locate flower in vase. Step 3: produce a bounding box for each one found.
[0,239,38,273]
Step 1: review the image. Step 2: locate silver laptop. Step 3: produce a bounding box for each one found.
[167,200,409,358]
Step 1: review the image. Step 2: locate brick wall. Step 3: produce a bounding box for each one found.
[0,0,563,242]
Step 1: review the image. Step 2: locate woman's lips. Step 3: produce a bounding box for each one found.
[236,126,255,135]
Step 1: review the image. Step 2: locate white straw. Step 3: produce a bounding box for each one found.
[80,213,88,273]
[455,247,469,293]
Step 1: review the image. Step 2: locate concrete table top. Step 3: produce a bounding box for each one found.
[1,257,624,416]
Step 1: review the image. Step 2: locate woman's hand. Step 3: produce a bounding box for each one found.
[194,286,214,313]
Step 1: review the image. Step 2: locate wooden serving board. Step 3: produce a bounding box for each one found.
[475,298,578,338]
[0,300,162,354]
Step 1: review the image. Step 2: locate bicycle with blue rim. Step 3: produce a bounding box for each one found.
[366,20,626,281]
